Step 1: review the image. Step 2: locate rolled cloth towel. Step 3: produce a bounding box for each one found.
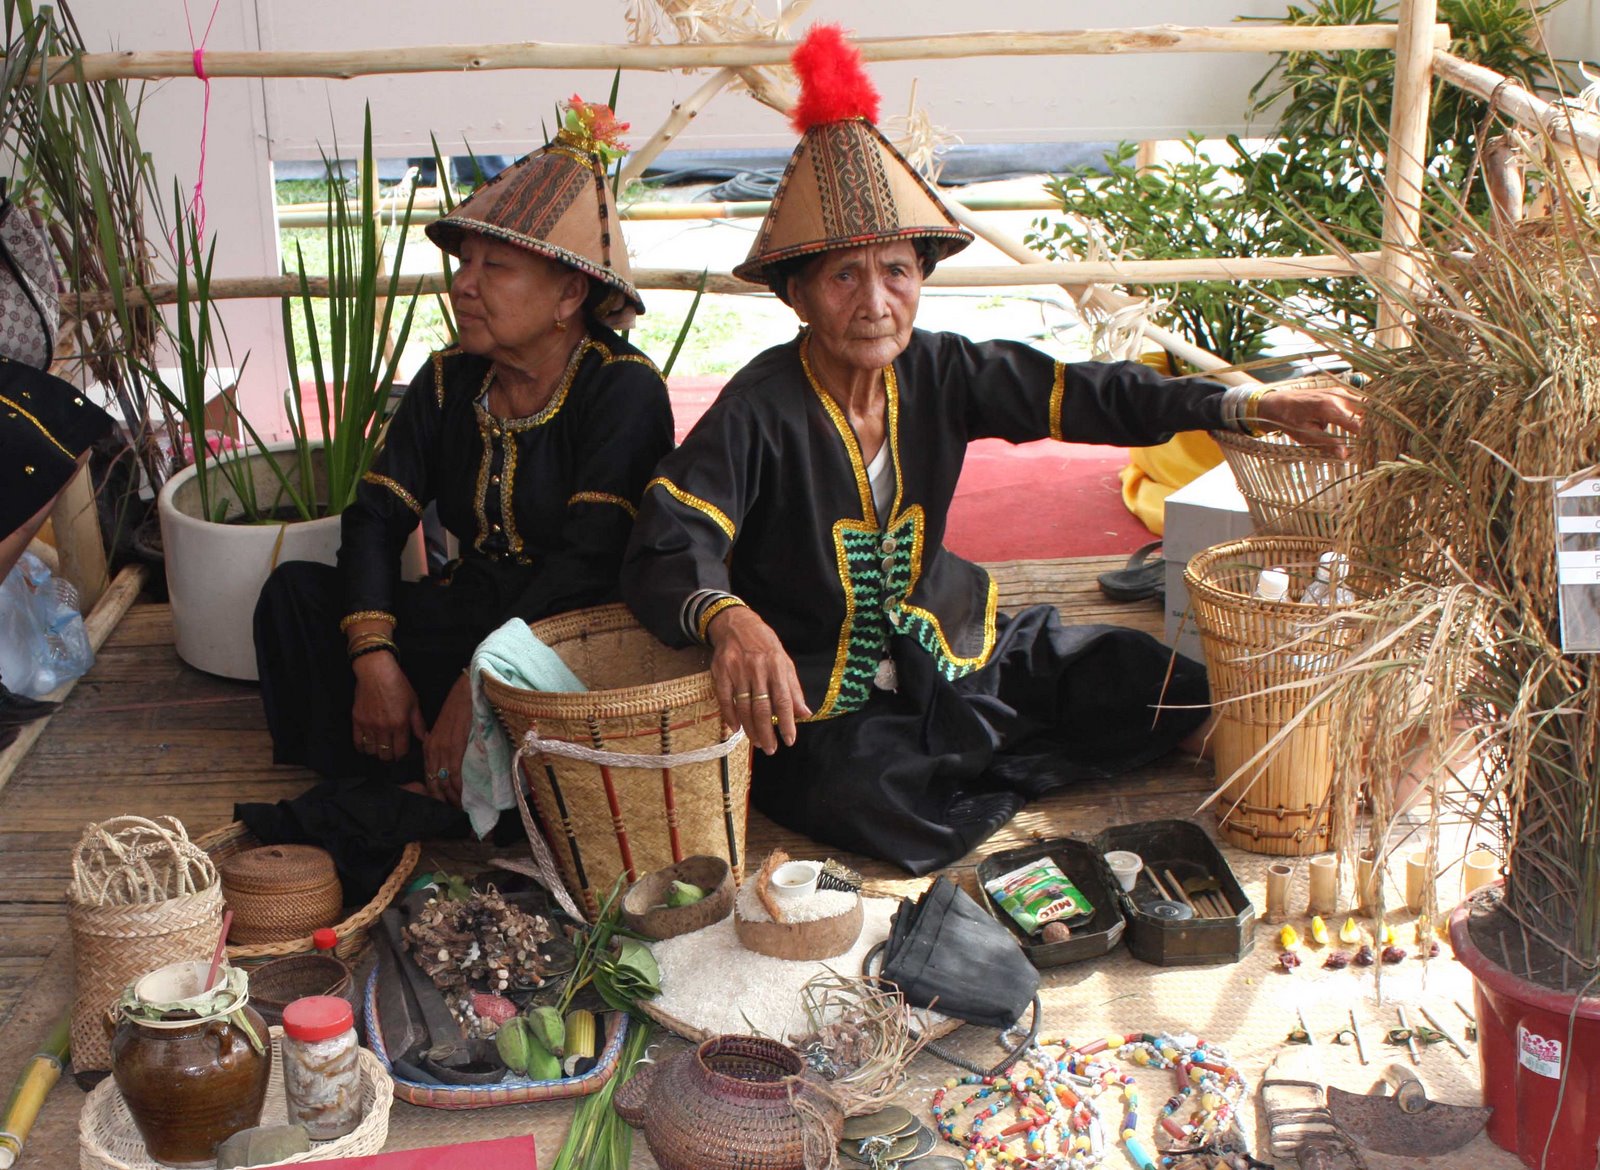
[461,618,585,837]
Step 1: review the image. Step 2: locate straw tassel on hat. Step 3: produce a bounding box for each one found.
[426,97,644,318]
[732,24,972,289]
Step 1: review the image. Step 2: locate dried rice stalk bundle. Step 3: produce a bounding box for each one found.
[1276,202,1600,973]
[789,972,931,1116]
[624,0,793,108]
[882,83,962,184]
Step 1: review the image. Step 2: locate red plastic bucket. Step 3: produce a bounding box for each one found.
[1449,893,1600,1170]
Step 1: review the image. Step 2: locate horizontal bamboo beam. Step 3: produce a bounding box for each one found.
[23,24,1452,84]
[274,191,1061,228]
[1433,51,1600,162]
[68,251,1378,313]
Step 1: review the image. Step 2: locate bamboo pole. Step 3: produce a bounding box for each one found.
[1374,0,1439,346]
[47,461,108,612]
[0,564,146,799]
[68,251,1379,313]
[18,24,1452,85]
[1433,50,1600,163]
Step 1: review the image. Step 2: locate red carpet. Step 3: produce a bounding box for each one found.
[670,377,1156,561]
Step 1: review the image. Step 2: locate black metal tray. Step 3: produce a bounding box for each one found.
[976,837,1126,968]
[1096,818,1255,966]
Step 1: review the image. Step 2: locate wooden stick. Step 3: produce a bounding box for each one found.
[0,564,147,799]
[1164,869,1199,914]
[1374,0,1439,346]
[1433,51,1600,164]
[69,251,1380,315]
[1144,868,1172,900]
[16,25,1454,85]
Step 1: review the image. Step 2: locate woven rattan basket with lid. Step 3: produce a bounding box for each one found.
[196,823,419,963]
[219,844,341,944]
[483,603,753,918]
[1185,535,1363,856]
[1212,373,1360,538]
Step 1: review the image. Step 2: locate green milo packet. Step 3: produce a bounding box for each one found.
[984,857,1094,935]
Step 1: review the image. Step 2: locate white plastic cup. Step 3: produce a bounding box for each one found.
[770,860,821,904]
[1104,851,1143,893]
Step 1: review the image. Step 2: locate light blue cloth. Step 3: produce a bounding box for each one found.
[461,618,585,838]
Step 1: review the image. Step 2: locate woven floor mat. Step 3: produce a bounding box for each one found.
[8,805,1522,1169]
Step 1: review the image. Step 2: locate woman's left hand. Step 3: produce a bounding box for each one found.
[422,674,473,806]
[1254,382,1364,456]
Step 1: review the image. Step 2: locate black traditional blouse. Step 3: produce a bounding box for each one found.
[340,325,674,629]
[622,328,1225,718]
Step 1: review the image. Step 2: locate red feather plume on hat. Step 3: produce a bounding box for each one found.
[789,24,880,133]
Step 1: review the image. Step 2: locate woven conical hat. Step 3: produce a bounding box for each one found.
[426,133,642,315]
[732,118,972,286]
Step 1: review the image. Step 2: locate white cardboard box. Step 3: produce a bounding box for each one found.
[1163,461,1255,662]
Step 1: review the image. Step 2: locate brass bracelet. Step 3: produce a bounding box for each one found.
[349,641,397,664]
[1242,385,1275,435]
[347,630,396,651]
[339,609,397,634]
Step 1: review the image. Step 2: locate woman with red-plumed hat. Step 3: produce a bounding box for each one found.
[623,28,1360,873]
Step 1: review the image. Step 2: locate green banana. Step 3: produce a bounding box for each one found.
[495,1017,533,1075]
[526,1004,566,1057]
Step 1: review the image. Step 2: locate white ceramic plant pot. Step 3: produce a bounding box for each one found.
[158,442,343,681]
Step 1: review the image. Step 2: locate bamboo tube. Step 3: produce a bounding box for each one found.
[69,251,1381,314]
[1404,848,1430,914]
[1462,848,1499,897]
[1265,863,1294,924]
[1433,51,1600,164]
[1307,854,1338,916]
[0,1012,70,1169]
[18,25,1453,85]
[1356,848,1380,917]
[1374,0,1439,346]
[48,460,108,611]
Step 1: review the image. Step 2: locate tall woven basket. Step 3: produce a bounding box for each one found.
[67,817,224,1073]
[1212,373,1360,538]
[1185,537,1357,856]
[483,604,754,918]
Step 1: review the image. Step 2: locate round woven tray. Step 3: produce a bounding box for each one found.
[220,845,342,944]
[195,823,420,964]
[1211,373,1361,538]
[79,1030,392,1170]
[248,953,356,1029]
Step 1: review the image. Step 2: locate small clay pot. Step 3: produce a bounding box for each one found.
[621,856,734,941]
[108,963,272,1168]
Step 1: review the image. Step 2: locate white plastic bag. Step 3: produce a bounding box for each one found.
[0,551,93,697]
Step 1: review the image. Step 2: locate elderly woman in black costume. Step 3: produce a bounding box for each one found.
[255,102,673,811]
[621,28,1361,874]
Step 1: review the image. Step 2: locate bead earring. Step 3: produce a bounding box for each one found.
[553,316,569,332]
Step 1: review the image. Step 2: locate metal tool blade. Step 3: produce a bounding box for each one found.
[1326,1086,1490,1156]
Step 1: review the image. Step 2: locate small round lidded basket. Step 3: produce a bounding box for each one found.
[1211,373,1362,538]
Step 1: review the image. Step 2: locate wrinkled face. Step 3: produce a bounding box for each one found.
[450,234,587,361]
[788,240,922,376]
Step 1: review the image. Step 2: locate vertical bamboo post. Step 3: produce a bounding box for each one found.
[48,461,108,612]
[1374,0,1438,347]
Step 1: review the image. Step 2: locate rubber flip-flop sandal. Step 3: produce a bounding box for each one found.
[1097,540,1166,603]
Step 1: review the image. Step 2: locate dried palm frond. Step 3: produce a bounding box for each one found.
[789,972,930,1116]
[882,82,961,184]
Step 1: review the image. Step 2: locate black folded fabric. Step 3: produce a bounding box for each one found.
[879,876,1038,1028]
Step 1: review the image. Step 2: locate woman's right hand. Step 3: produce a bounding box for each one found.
[351,652,427,763]
[707,606,810,755]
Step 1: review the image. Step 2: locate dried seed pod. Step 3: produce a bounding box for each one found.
[1323,950,1351,970]
[1279,952,1302,972]
[1354,945,1376,967]
[1381,945,1407,964]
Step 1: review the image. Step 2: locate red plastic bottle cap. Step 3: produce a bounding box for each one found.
[311,928,339,952]
[282,995,354,1042]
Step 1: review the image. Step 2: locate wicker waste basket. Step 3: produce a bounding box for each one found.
[1212,373,1360,538]
[1185,536,1359,856]
[483,604,754,919]
[67,817,224,1073]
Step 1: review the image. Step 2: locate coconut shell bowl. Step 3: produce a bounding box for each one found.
[622,856,734,941]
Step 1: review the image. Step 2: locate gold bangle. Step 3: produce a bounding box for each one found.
[1242,385,1274,435]
[340,610,397,633]
[697,596,747,643]
[347,633,398,657]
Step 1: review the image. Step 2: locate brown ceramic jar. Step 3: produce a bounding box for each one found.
[108,970,272,1168]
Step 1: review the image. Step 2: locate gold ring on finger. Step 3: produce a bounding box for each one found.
[734,691,752,701]
[752,692,770,702]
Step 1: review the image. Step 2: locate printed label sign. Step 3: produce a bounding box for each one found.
[1519,1026,1562,1079]
[1554,477,1600,653]
[1557,477,1600,499]
[1558,515,1600,534]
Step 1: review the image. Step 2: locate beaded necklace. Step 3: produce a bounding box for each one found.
[929,1032,1248,1170]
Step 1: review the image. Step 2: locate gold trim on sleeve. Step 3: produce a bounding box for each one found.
[646,477,736,541]
[696,595,746,642]
[339,610,397,633]
[901,570,1000,670]
[1048,361,1067,442]
[567,491,638,518]
[361,472,423,517]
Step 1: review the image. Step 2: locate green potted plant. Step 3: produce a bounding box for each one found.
[153,108,423,679]
[1276,182,1600,1168]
